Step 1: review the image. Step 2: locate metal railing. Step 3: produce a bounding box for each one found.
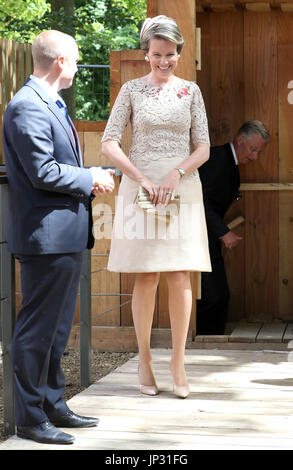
[76,64,110,121]
[0,175,15,435]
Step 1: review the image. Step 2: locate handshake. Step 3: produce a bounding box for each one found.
[90,167,115,195]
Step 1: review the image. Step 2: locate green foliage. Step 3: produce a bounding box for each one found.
[0,0,147,120]
[0,0,49,41]
[74,0,146,120]
[0,0,49,20]
[74,0,145,62]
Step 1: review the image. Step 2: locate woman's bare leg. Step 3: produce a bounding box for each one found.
[132,272,160,387]
[166,271,192,388]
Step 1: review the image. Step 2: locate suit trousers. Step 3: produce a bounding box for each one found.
[196,255,230,335]
[12,252,82,426]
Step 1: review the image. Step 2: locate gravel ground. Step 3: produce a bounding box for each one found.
[0,347,136,444]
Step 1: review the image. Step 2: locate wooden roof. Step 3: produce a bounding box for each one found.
[197,0,293,11]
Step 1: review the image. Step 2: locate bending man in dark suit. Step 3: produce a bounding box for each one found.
[2,30,115,445]
[197,120,270,335]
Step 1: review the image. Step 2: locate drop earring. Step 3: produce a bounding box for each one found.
[145,56,149,62]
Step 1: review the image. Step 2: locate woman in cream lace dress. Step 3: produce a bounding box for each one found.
[101,15,211,398]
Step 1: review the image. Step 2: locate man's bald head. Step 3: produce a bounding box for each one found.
[32,30,77,71]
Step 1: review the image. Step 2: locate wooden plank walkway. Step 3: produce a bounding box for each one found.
[1,348,293,450]
[193,321,293,347]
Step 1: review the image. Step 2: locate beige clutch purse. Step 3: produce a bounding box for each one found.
[136,187,180,221]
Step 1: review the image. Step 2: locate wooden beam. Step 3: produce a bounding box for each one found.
[69,326,193,351]
[210,2,237,11]
[120,50,144,61]
[245,2,271,11]
[197,0,293,10]
[198,0,236,10]
[280,2,293,10]
[74,121,106,132]
[240,183,293,190]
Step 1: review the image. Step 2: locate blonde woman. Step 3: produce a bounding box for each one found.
[102,16,211,398]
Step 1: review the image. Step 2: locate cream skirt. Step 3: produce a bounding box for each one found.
[107,158,211,273]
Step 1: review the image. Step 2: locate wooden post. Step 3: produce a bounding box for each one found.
[243,11,278,321]
[278,12,293,320]
[79,249,92,387]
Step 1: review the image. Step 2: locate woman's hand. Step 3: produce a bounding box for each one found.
[156,169,181,206]
[140,177,160,204]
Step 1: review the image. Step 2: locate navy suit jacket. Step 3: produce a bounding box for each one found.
[198,143,240,258]
[3,77,95,255]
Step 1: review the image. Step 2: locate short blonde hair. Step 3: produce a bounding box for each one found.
[140,15,184,54]
[32,30,77,70]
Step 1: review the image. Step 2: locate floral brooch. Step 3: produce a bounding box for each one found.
[177,86,190,98]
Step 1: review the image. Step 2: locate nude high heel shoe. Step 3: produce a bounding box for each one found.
[139,384,159,396]
[138,364,159,396]
[170,361,190,399]
[173,383,190,399]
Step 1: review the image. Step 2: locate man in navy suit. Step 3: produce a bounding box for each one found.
[197,121,270,335]
[2,30,115,444]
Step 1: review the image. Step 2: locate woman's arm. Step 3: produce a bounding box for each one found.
[173,142,210,174]
[102,140,159,200]
[157,142,210,205]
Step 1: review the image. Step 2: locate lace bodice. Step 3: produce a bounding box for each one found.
[102,77,210,179]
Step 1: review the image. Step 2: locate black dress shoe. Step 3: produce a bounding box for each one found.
[17,421,75,445]
[49,410,99,428]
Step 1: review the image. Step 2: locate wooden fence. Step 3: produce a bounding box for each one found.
[0,39,33,165]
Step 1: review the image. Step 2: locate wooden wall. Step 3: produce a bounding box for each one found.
[196,9,293,323]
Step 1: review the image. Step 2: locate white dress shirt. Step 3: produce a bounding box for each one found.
[229,142,238,165]
[30,75,65,105]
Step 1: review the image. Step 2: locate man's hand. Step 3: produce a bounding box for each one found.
[90,167,115,195]
[221,230,243,249]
